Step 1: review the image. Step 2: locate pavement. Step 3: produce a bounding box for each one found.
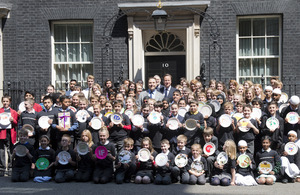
[0,176,300,195]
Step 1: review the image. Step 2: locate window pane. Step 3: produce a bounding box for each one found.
[252,58,264,76]
[82,65,93,88]
[82,43,93,61]
[266,58,278,76]
[81,24,93,42]
[267,37,279,55]
[267,18,279,36]
[68,44,80,62]
[239,59,251,76]
[55,64,68,89]
[253,38,265,56]
[55,44,66,62]
[54,25,66,42]
[253,18,265,36]
[239,38,251,56]
[252,77,261,84]
[67,25,79,42]
[69,64,81,81]
[239,19,251,36]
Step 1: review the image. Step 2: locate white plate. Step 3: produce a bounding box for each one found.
[279,92,289,103]
[251,108,262,119]
[203,142,216,156]
[238,118,250,132]
[178,107,188,117]
[155,153,168,167]
[258,161,273,174]
[211,100,220,112]
[279,103,289,113]
[77,142,89,155]
[111,113,123,125]
[167,117,179,130]
[198,102,206,111]
[124,109,134,119]
[174,153,188,168]
[232,112,244,121]
[149,112,161,124]
[76,110,89,123]
[219,114,232,128]
[18,101,26,112]
[266,117,279,130]
[184,118,197,131]
[91,117,102,130]
[286,112,299,124]
[58,151,71,165]
[38,116,50,129]
[23,124,34,136]
[199,105,212,117]
[15,145,27,157]
[131,114,144,126]
[217,152,228,165]
[118,150,131,164]
[0,112,11,126]
[191,160,204,173]
[138,148,151,162]
[285,142,298,155]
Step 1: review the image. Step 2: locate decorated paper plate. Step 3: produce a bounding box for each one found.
[167,117,179,130]
[23,124,34,136]
[118,150,131,164]
[155,153,168,167]
[191,160,204,173]
[258,161,272,174]
[58,151,71,165]
[219,114,232,128]
[279,103,289,114]
[184,118,197,131]
[15,145,27,157]
[138,148,151,162]
[238,154,251,168]
[178,107,188,117]
[238,118,250,132]
[87,106,94,113]
[77,142,89,155]
[104,112,113,118]
[36,157,50,170]
[95,146,108,159]
[203,142,216,156]
[233,112,244,121]
[18,101,26,112]
[217,152,228,165]
[0,112,11,126]
[286,112,299,124]
[211,100,221,112]
[91,117,102,130]
[279,92,289,103]
[69,106,77,113]
[198,102,206,110]
[149,112,161,124]
[285,142,298,155]
[124,109,134,119]
[174,153,188,168]
[131,114,144,126]
[76,110,89,123]
[199,105,212,117]
[266,117,279,130]
[251,108,262,119]
[38,116,50,129]
[111,113,123,125]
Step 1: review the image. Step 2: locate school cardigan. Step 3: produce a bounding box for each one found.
[0,107,18,144]
[93,141,115,168]
[55,148,77,170]
[12,142,35,168]
[255,148,281,175]
[107,113,131,142]
[182,111,205,146]
[33,146,56,176]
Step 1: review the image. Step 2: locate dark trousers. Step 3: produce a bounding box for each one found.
[93,167,113,184]
[76,169,93,182]
[11,165,30,182]
[115,163,136,184]
[55,169,75,183]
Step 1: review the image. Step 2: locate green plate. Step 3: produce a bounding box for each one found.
[36,157,49,170]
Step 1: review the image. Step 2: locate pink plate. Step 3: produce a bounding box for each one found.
[95,146,108,159]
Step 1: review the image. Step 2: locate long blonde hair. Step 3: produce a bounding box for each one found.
[224,139,236,160]
[81,130,94,147]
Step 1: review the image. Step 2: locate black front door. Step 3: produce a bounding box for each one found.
[145,55,186,86]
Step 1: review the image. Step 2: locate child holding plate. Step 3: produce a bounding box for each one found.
[187,144,207,185]
[255,136,281,185]
[235,140,257,186]
[32,135,55,182]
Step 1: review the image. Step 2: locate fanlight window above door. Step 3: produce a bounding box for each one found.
[145,32,185,52]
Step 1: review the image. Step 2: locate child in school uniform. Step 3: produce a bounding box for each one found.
[32,135,55,182]
[211,139,236,186]
[154,139,175,185]
[135,137,157,184]
[54,134,77,183]
[115,138,136,184]
[280,130,300,183]
[92,127,116,184]
[187,144,207,185]
[171,135,191,183]
[234,140,257,186]
[11,129,34,182]
[0,95,18,176]
[255,135,281,185]
[75,130,95,182]
[89,103,107,144]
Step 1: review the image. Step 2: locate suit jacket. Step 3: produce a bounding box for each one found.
[137,89,164,107]
[159,86,176,102]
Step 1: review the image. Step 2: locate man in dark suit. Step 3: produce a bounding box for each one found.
[137,77,164,107]
[159,74,176,102]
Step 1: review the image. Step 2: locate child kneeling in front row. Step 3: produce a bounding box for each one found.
[187,144,207,185]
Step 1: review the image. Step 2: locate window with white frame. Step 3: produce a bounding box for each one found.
[52,21,93,89]
[237,16,281,84]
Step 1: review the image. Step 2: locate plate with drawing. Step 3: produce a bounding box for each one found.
[238,154,251,168]
[76,110,89,123]
[138,148,151,162]
[175,153,188,168]
[203,142,216,156]
[191,160,204,173]
[155,153,168,167]
[111,113,123,125]
[131,114,144,127]
[219,114,232,128]
[118,150,131,164]
[95,146,108,159]
[184,119,197,131]
[258,161,272,174]
[36,157,50,170]
[238,118,250,132]
[284,142,298,155]
[167,117,179,130]
[266,117,279,130]
[58,151,71,165]
[286,112,299,124]
[124,109,134,119]
[149,112,161,124]
[77,142,89,155]
[232,112,244,122]
[0,112,11,126]
[217,152,228,166]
